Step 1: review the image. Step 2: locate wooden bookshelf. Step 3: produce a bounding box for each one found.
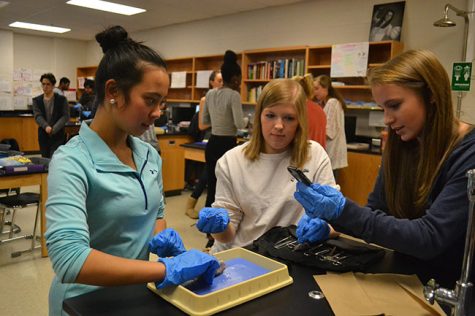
[166,57,194,101]
[193,54,224,101]
[241,46,307,103]
[77,41,403,109]
[166,53,243,102]
[306,41,403,108]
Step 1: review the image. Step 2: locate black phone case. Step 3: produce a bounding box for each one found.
[287,166,312,186]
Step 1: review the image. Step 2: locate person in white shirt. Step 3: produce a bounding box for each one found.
[313,75,348,180]
[53,77,70,96]
[196,79,337,253]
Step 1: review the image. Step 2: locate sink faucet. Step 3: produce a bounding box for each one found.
[424,169,475,316]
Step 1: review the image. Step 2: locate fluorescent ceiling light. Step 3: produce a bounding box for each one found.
[9,22,70,33]
[67,0,146,16]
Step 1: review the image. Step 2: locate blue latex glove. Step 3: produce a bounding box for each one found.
[296,215,330,244]
[149,228,186,257]
[196,207,230,233]
[156,249,220,289]
[294,182,346,221]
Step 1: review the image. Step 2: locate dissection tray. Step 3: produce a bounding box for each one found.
[147,247,293,315]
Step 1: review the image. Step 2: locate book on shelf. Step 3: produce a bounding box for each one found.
[247,58,304,80]
[248,85,264,103]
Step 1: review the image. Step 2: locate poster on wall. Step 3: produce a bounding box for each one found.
[369,1,405,42]
[331,42,369,78]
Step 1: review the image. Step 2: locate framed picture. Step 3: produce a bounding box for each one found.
[369,1,405,42]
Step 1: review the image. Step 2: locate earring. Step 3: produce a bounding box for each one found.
[110,99,116,105]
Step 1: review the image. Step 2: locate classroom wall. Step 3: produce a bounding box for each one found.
[123,0,472,127]
[13,34,88,89]
[2,0,472,124]
[0,30,13,78]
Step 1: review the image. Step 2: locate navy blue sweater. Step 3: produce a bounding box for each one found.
[333,129,475,285]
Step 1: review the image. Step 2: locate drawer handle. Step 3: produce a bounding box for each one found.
[168,140,176,145]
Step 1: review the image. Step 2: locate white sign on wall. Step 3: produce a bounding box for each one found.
[331,42,369,78]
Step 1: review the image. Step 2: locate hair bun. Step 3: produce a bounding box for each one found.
[95,25,129,53]
[223,50,238,64]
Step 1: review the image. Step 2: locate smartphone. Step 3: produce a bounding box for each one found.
[287,166,312,186]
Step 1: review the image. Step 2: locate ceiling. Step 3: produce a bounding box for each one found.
[0,0,308,41]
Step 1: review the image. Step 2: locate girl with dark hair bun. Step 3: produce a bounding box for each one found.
[202,50,245,210]
[185,70,223,219]
[45,25,219,315]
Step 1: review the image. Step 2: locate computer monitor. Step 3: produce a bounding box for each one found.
[172,105,197,124]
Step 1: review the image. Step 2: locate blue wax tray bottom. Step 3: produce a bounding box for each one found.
[184,258,270,296]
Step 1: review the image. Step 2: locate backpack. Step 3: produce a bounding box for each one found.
[188,112,203,142]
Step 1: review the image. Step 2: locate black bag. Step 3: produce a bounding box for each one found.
[1,138,19,151]
[188,112,202,142]
[253,225,385,273]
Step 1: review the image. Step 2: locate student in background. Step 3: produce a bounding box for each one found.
[197,79,337,253]
[45,25,219,316]
[313,75,348,180]
[53,77,70,96]
[198,71,223,131]
[292,73,326,148]
[295,50,475,286]
[185,70,223,219]
[32,73,69,158]
[79,79,96,119]
[202,51,245,208]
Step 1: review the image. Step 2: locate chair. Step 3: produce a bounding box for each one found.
[0,192,41,257]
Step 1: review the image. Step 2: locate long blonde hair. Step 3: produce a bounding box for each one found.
[243,79,309,168]
[368,49,463,219]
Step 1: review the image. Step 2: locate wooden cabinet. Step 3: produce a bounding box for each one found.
[306,41,403,107]
[80,41,402,109]
[166,54,240,103]
[193,54,226,101]
[338,151,382,206]
[76,66,97,101]
[0,117,39,152]
[241,46,306,103]
[158,134,193,194]
[166,58,194,102]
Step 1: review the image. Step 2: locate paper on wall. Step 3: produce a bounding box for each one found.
[331,42,369,78]
[196,70,213,88]
[0,95,13,111]
[13,69,22,81]
[13,96,28,110]
[0,79,12,93]
[21,68,33,81]
[13,68,33,81]
[13,81,33,96]
[78,77,85,89]
[170,71,187,88]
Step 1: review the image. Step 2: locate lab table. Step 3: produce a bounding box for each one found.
[181,141,206,163]
[63,243,471,315]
